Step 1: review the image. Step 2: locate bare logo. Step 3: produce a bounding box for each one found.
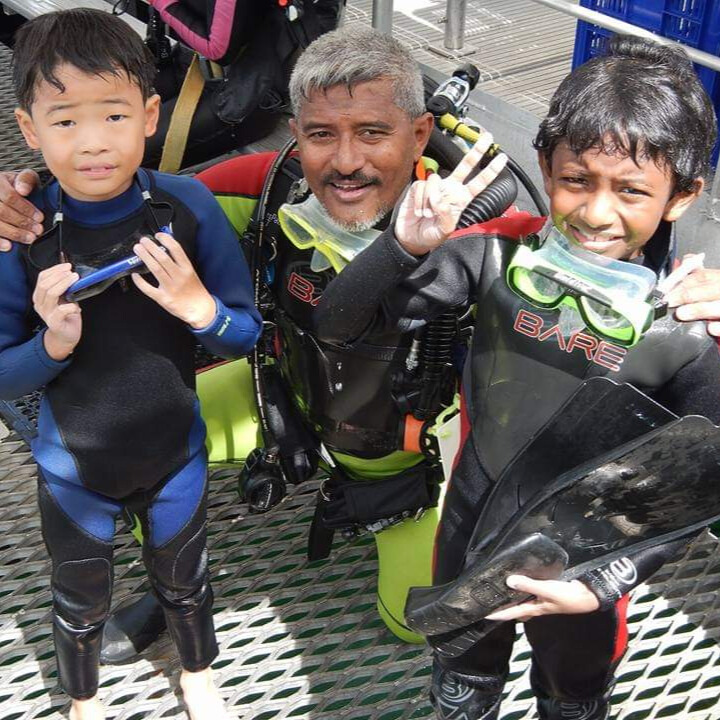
[608,558,637,586]
[559,700,601,719]
[435,675,475,720]
[513,309,627,372]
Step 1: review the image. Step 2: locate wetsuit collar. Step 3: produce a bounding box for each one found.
[44,169,152,227]
[635,219,675,279]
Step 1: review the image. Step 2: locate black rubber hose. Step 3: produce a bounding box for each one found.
[507,157,548,216]
[457,167,518,229]
[415,313,458,420]
[426,128,519,228]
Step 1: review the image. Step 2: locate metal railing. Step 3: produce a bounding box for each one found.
[371,0,720,72]
[530,0,720,72]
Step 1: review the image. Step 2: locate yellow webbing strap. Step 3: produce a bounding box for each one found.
[159,53,206,174]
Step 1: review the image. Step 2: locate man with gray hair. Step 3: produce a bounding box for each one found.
[286,26,429,232]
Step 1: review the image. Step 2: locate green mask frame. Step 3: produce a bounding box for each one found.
[506,225,666,347]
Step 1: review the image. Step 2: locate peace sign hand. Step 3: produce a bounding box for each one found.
[395,131,508,256]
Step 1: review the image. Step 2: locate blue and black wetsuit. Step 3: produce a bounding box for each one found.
[0,169,261,699]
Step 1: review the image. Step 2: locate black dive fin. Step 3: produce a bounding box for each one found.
[406,414,720,645]
[405,379,675,640]
[468,377,676,556]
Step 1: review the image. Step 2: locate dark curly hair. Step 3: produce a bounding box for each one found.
[534,35,717,193]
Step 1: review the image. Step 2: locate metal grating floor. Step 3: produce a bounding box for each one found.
[0,430,720,720]
[0,43,46,173]
[1,3,720,719]
[345,0,579,118]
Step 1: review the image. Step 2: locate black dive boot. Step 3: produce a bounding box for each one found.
[100,591,167,664]
[537,695,611,720]
[429,664,503,720]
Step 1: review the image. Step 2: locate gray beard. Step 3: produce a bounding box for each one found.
[317,197,391,233]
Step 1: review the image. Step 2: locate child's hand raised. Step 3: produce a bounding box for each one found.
[484,575,600,622]
[395,131,508,257]
[33,263,82,361]
[132,232,217,329]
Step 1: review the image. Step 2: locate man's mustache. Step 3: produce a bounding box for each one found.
[322,171,381,187]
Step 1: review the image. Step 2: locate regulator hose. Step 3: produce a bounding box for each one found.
[414,312,459,421]
[457,166,518,229]
[425,128,518,230]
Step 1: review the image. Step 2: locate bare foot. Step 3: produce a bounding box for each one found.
[69,696,105,720]
[180,667,229,720]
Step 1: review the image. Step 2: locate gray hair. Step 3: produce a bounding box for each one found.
[289,25,425,119]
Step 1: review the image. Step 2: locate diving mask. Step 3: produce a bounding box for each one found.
[278,194,380,273]
[27,180,173,303]
[506,223,666,347]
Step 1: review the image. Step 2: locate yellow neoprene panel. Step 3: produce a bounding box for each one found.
[374,507,440,643]
[197,358,262,464]
[215,195,258,238]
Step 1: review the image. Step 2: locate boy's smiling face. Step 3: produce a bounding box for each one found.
[540,140,702,260]
[15,64,160,202]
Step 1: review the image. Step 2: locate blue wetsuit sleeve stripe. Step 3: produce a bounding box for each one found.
[178,177,261,358]
[0,248,71,400]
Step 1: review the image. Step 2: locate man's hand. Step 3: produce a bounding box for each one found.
[132,233,217,329]
[665,265,720,338]
[33,264,82,361]
[0,170,44,251]
[484,575,600,623]
[395,132,508,256]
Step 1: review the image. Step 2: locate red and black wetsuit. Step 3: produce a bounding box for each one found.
[314,210,720,719]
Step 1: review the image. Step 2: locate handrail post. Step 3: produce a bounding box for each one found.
[372,0,394,35]
[444,0,467,50]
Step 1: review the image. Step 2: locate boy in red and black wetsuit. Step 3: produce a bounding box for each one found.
[315,36,720,720]
[0,10,260,720]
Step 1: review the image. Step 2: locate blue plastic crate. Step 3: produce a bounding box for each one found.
[572,0,720,163]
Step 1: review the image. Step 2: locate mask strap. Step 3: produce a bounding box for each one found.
[55,185,66,263]
[140,184,174,234]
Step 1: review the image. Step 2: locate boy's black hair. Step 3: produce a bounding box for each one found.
[534,35,718,193]
[12,8,156,112]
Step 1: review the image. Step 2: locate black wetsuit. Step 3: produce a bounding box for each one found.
[0,170,261,699]
[315,210,720,719]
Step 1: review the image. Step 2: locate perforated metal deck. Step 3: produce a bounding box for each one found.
[344,0,579,118]
[1,435,720,720]
[0,43,45,173]
[1,3,720,719]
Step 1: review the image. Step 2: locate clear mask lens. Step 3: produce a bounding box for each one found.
[581,296,631,331]
[507,223,658,346]
[279,194,380,273]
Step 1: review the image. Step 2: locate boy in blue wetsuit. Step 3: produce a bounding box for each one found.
[316,37,720,719]
[0,10,261,720]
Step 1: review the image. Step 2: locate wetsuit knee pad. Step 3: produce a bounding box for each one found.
[38,478,114,624]
[144,490,218,670]
[52,558,112,699]
[430,664,504,720]
[54,558,113,626]
[51,553,113,699]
